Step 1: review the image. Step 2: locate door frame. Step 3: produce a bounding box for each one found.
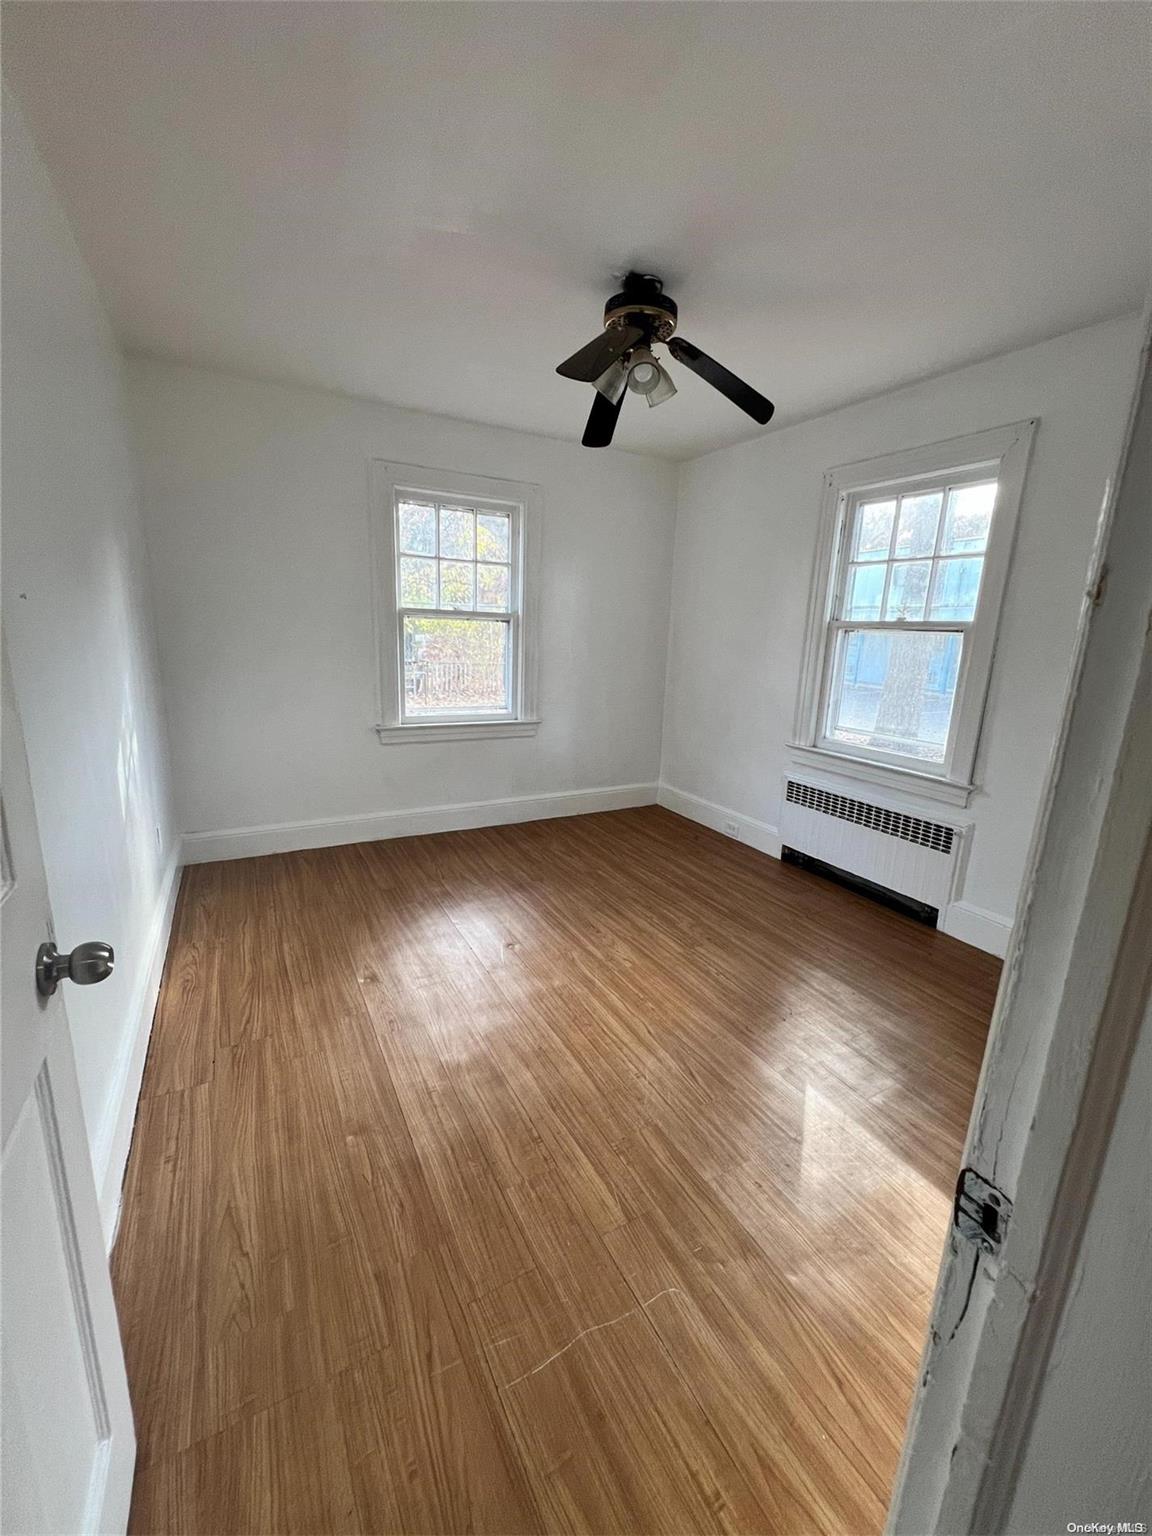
[888,307,1152,1532]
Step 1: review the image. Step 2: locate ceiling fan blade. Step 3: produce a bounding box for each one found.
[557,324,644,382]
[667,337,775,424]
[582,387,625,447]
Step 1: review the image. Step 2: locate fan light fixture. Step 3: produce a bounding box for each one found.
[627,349,662,394]
[556,272,775,447]
[593,358,629,404]
[626,347,677,407]
[643,363,677,408]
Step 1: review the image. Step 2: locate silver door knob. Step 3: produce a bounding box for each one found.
[36,940,115,998]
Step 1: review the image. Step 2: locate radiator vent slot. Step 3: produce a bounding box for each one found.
[784,780,955,855]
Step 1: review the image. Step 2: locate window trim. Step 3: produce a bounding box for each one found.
[370,461,542,742]
[791,421,1037,805]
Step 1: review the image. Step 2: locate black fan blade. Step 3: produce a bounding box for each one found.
[582,387,625,448]
[557,324,643,382]
[667,337,775,424]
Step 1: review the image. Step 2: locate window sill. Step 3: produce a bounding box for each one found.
[376,719,541,744]
[787,744,976,807]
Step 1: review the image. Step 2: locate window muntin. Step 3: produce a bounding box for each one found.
[819,474,999,770]
[394,494,521,722]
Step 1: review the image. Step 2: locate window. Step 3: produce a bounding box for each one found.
[373,464,540,741]
[794,422,1036,803]
[827,477,995,764]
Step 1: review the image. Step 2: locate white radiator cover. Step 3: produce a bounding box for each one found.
[779,777,966,911]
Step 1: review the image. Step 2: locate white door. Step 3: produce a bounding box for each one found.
[1,652,136,1536]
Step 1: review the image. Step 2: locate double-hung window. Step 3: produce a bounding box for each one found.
[794,422,1035,802]
[373,463,540,741]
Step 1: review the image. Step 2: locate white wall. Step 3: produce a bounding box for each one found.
[1,93,178,1241]
[661,316,1142,951]
[127,321,1140,947]
[127,359,676,855]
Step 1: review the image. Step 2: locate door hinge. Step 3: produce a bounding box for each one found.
[953,1167,1012,1256]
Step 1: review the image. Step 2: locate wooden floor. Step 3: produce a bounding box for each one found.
[114,807,999,1536]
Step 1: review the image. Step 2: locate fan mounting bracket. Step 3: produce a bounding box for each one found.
[603,272,677,342]
[604,305,677,342]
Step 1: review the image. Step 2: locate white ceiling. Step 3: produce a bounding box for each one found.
[4,2,1149,460]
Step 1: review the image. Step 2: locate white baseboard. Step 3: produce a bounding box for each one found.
[657,783,783,859]
[940,899,1014,958]
[660,783,1012,959]
[182,783,660,865]
[96,847,183,1248]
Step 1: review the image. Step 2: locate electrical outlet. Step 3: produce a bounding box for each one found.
[722,820,740,838]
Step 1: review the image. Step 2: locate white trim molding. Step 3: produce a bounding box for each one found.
[96,847,183,1248]
[657,784,783,859]
[938,900,1014,958]
[787,743,976,807]
[793,420,1037,793]
[375,719,540,744]
[182,783,658,864]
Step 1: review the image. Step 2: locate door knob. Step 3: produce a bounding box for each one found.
[36,940,115,998]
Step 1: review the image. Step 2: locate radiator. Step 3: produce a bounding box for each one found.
[779,778,964,912]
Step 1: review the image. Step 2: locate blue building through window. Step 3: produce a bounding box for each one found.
[843,631,960,697]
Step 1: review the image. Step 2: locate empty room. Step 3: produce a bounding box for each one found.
[2,4,1150,1535]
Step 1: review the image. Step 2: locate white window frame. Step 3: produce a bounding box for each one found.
[791,421,1036,807]
[371,461,541,743]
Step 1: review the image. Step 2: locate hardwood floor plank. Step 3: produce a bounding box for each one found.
[603,1208,896,1534]
[128,1380,361,1536]
[332,1254,541,1536]
[114,806,998,1535]
[137,938,223,1098]
[357,978,537,1303]
[493,1298,770,1535]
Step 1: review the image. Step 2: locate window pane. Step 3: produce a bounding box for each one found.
[398,500,436,555]
[399,556,436,608]
[929,556,984,620]
[439,560,475,610]
[853,500,896,561]
[439,505,475,560]
[476,562,510,612]
[885,560,932,620]
[404,617,509,716]
[894,492,942,558]
[828,629,962,764]
[844,562,886,620]
[477,512,510,562]
[941,482,996,553]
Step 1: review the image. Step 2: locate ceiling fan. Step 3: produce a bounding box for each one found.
[555,271,775,447]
